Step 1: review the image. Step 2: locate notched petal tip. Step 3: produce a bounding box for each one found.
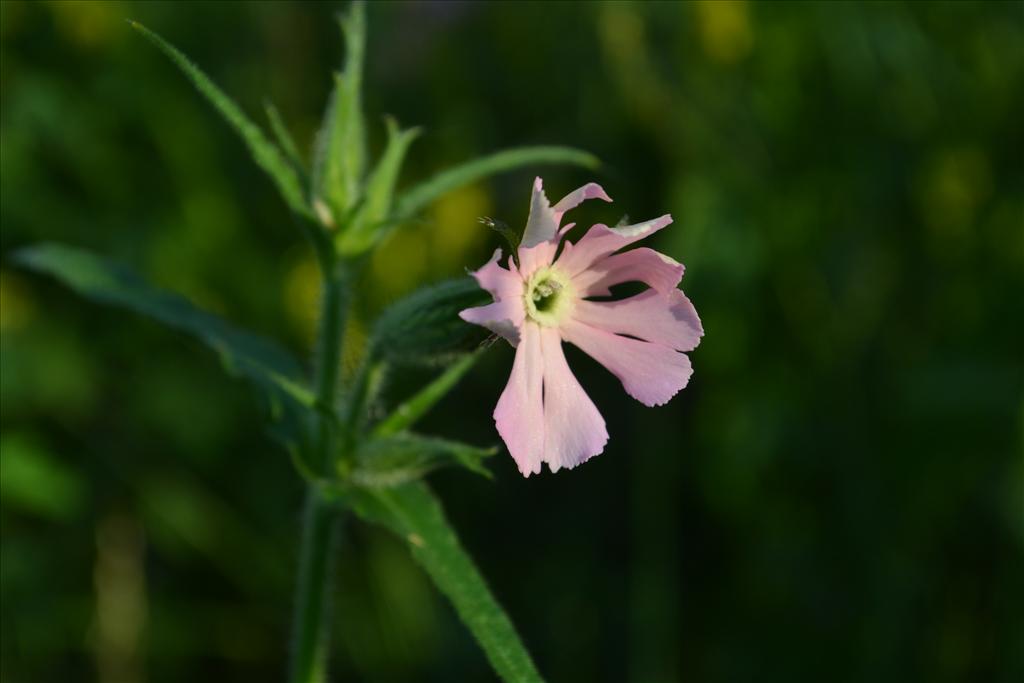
[562,318,694,408]
[467,247,523,301]
[515,459,542,478]
[588,183,614,204]
[637,366,693,407]
[610,213,672,238]
[544,432,608,474]
[467,247,503,280]
[554,182,613,210]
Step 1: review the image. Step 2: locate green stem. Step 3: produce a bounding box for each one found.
[339,355,383,457]
[313,261,346,471]
[372,351,481,438]
[290,257,348,683]
[289,488,339,683]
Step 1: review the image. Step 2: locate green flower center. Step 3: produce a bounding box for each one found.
[524,266,575,326]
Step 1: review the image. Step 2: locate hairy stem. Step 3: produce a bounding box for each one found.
[313,261,347,471]
[290,488,339,683]
[290,258,348,683]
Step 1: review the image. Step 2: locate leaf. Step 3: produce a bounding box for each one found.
[312,2,367,223]
[394,146,601,221]
[373,351,482,437]
[369,277,490,365]
[351,433,494,487]
[264,100,306,174]
[350,482,544,683]
[129,22,311,218]
[13,243,315,412]
[337,117,421,254]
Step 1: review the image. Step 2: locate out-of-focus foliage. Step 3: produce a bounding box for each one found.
[1,2,1021,683]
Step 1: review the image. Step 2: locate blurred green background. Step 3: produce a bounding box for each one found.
[2,1,1022,681]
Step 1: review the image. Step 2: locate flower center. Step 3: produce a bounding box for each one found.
[524,266,575,327]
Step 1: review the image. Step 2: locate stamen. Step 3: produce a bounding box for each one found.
[524,267,575,325]
[532,280,562,301]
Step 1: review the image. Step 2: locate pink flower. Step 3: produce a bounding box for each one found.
[460,178,703,476]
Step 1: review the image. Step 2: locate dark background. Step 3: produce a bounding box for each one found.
[2,1,1022,681]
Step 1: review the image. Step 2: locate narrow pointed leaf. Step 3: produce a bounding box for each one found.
[352,433,494,487]
[337,117,421,254]
[13,243,315,411]
[373,351,482,437]
[350,482,544,683]
[130,22,310,218]
[264,100,306,174]
[394,146,600,221]
[313,2,367,222]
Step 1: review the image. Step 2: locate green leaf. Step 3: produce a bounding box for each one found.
[337,117,421,254]
[369,277,490,365]
[350,482,544,683]
[264,100,306,174]
[394,146,601,221]
[129,21,310,219]
[351,433,494,487]
[373,351,482,437]
[312,1,367,223]
[13,243,315,412]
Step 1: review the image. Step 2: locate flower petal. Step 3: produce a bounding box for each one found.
[459,302,522,345]
[539,326,608,472]
[470,248,521,300]
[561,318,693,407]
[572,289,703,352]
[494,323,545,476]
[460,248,525,345]
[517,239,558,278]
[553,182,612,224]
[556,215,674,278]
[520,177,558,249]
[572,247,684,297]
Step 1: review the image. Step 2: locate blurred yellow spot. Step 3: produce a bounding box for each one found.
[0,270,35,331]
[370,226,430,301]
[93,513,147,683]
[430,183,491,272]
[695,1,753,64]
[599,3,645,63]
[341,314,367,380]
[284,252,321,347]
[598,3,672,125]
[48,0,115,48]
[918,146,992,239]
